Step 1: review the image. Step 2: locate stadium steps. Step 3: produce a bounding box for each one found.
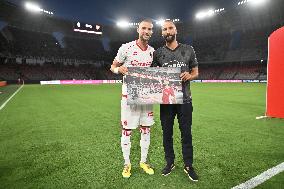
[232,72,239,80]
[215,70,224,80]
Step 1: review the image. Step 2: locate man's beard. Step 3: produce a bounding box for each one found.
[163,34,176,43]
[140,34,150,42]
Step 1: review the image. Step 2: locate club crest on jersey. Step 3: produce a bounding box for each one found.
[150,52,152,58]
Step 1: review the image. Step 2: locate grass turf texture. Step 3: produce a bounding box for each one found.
[0,84,21,106]
[0,83,283,189]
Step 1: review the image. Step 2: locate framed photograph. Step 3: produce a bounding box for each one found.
[125,67,183,104]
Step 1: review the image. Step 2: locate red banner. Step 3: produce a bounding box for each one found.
[0,81,7,87]
[266,27,284,118]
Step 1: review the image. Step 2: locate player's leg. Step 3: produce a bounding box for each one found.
[176,102,193,167]
[176,102,198,181]
[120,96,140,178]
[121,128,132,165]
[160,104,176,176]
[139,104,154,175]
[139,126,151,163]
[121,128,132,178]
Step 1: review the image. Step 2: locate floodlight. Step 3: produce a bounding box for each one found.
[25,2,42,12]
[116,20,130,28]
[249,0,267,6]
[196,9,215,20]
[156,19,165,26]
[25,2,54,15]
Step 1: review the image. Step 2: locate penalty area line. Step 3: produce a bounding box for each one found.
[231,162,284,189]
[0,84,24,111]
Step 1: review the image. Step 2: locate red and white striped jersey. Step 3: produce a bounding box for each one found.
[115,40,154,67]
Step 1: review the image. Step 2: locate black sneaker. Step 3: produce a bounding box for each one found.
[162,163,175,176]
[184,166,199,181]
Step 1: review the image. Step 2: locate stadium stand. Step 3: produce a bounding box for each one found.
[0,0,283,83]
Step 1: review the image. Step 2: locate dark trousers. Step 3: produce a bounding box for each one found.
[160,102,193,167]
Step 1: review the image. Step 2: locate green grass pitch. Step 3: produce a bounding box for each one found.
[0,83,283,189]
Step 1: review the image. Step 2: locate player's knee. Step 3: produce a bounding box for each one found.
[140,127,150,134]
[121,129,132,146]
[122,129,132,136]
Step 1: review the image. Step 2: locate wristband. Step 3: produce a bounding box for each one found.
[114,67,119,74]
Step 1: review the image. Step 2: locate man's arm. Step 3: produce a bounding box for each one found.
[110,59,128,75]
[110,43,128,75]
[180,46,199,81]
[180,66,199,81]
[151,51,160,67]
[190,67,199,79]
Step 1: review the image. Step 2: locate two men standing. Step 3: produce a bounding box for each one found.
[111,19,199,181]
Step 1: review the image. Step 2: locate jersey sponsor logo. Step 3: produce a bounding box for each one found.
[133,51,138,55]
[130,60,152,67]
[163,60,187,67]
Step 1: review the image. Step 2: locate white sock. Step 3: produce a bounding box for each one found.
[121,129,132,165]
[140,127,150,163]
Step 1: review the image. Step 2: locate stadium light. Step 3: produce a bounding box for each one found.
[116,20,130,28]
[196,9,214,20]
[156,19,165,26]
[25,2,54,15]
[25,2,42,12]
[173,18,180,22]
[249,0,268,6]
[195,8,225,20]
[130,22,139,26]
[237,0,268,6]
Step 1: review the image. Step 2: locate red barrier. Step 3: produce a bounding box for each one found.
[0,81,7,87]
[266,27,284,118]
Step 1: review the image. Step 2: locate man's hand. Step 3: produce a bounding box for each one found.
[180,72,192,81]
[118,66,128,75]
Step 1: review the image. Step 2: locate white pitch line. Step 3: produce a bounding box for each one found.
[256,115,268,120]
[0,84,24,111]
[232,162,284,189]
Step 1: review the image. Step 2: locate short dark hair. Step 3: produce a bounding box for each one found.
[163,19,175,26]
[139,19,153,26]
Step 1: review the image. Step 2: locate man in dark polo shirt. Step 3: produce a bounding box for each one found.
[152,20,199,181]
